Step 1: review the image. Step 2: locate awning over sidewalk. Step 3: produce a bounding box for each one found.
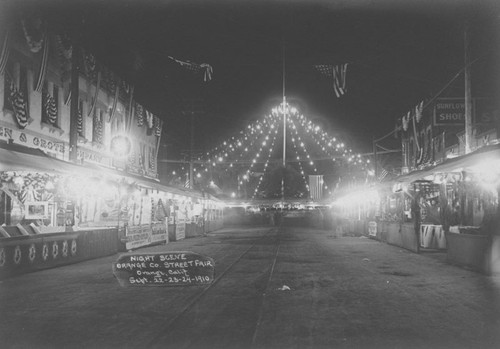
[395,143,500,184]
[0,141,211,200]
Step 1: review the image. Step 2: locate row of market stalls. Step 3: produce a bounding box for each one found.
[333,143,500,274]
[0,141,224,279]
[0,15,225,280]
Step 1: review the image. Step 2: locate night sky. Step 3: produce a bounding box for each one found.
[3,0,500,159]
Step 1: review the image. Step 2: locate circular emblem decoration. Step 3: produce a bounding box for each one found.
[0,248,6,267]
[28,244,36,263]
[71,240,77,256]
[52,242,59,259]
[13,246,22,265]
[62,240,68,257]
[42,243,49,261]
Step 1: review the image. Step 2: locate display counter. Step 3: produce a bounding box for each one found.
[446,230,490,273]
[0,227,118,280]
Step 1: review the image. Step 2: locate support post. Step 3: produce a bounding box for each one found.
[464,21,473,154]
[69,43,80,162]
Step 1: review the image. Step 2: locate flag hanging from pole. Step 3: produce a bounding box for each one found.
[309,175,324,201]
[314,63,348,98]
[168,56,213,82]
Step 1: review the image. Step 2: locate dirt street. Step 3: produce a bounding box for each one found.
[1,226,500,348]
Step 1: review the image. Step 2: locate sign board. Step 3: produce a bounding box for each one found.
[113,251,215,287]
[176,218,186,240]
[434,98,500,126]
[434,99,465,126]
[368,221,377,237]
[124,225,152,250]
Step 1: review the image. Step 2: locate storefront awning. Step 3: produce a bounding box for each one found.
[395,143,500,184]
[0,141,215,201]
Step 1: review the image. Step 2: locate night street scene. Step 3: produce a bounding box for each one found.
[1,0,500,348]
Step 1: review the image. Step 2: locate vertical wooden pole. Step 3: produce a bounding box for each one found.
[464,21,473,154]
[189,112,194,189]
[69,43,80,162]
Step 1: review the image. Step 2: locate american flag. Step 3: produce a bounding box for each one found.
[314,63,348,98]
[309,175,324,201]
[168,56,213,82]
[378,168,388,182]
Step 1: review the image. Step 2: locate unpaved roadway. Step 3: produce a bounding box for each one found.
[1,226,500,349]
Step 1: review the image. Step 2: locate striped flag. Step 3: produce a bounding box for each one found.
[168,56,213,82]
[314,63,348,98]
[378,168,388,182]
[309,175,324,201]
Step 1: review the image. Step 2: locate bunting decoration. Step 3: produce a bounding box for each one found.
[145,110,154,129]
[140,143,147,172]
[34,34,49,93]
[168,56,213,82]
[42,89,58,125]
[135,103,144,127]
[87,71,101,117]
[154,116,163,137]
[64,90,72,106]
[55,33,72,76]
[77,101,83,136]
[125,84,135,132]
[92,113,103,144]
[108,78,120,123]
[21,15,44,53]
[8,80,29,129]
[149,146,156,171]
[314,63,348,98]
[83,51,98,81]
[415,100,424,123]
[0,29,10,76]
[402,112,410,131]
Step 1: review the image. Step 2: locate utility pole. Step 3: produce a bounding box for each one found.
[464,21,473,154]
[182,98,204,189]
[281,43,286,207]
[189,112,195,189]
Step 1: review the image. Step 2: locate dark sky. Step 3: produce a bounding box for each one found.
[3,0,500,159]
